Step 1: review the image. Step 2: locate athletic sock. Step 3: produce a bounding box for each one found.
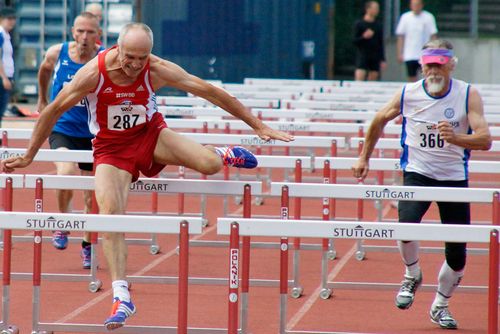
[433,261,464,307]
[82,240,91,248]
[112,280,130,302]
[214,147,230,159]
[397,240,421,277]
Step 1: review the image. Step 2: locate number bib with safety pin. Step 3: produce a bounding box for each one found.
[107,104,147,131]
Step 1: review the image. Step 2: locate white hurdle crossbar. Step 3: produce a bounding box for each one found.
[217,218,500,334]
[0,211,204,334]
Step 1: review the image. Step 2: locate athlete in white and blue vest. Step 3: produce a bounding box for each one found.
[36,12,103,267]
[352,39,491,329]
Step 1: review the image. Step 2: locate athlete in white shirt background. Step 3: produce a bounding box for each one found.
[396,0,438,82]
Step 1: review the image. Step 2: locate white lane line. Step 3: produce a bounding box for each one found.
[286,243,357,331]
[56,206,243,323]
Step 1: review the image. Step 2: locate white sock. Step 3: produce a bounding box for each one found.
[112,280,130,302]
[215,147,230,159]
[433,261,464,307]
[398,240,421,277]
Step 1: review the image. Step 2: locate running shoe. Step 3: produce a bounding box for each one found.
[81,245,92,269]
[216,146,258,169]
[395,271,422,309]
[52,231,69,250]
[430,305,458,329]
[104,298,136,330]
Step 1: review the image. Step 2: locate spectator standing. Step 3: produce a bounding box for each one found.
[353,1,386,81]
[0,7,16,126]
[396,0,437,82]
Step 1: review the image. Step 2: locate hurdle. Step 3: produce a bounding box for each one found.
[218,217,499,334]
[315,157,500,221]
[0,175,24,334]
[270,182,500,299]
[0,210,203,334]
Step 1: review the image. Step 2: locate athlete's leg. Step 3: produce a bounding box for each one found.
[433,199,469,306]
[367,70,380,81]
[52,148,79,249]
[354,69,367,81]
[95,164,136,330]
[54,153,78,213]
[153,128,223,174]
[94,164,131,281]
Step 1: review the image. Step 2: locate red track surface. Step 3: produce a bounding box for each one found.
[0,139,497,333]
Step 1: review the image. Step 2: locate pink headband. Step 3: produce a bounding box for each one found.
[420,48,453,65]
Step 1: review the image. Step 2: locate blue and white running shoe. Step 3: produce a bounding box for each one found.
[52,231,69,250]
[104,298,136,330]
[216,146,258,169]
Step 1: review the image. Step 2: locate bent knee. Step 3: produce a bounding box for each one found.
[198,153,222,175]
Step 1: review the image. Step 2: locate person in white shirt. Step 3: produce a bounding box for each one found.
[396,0,438,82]
[0,7,16,127]
[352,39,491,330]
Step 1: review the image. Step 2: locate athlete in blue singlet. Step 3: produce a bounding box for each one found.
[36,11,103,268]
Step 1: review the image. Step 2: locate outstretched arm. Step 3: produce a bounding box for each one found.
[1,60,99,172]
[352,90,402,180]
[150,56,294,142]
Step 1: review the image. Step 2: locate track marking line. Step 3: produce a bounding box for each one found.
[56,206,243,323]
[286,243,357,331]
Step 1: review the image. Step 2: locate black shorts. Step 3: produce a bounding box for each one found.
[49,131,94,171]
[356,54,381,72]
[398,171,470,225]
[405,60,421,77]
[398,171,470,270]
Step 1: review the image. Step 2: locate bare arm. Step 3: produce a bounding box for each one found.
[352,90,402,180]
[396,36,404,63]
[437,87,492,150]
[37,44,62,110]
[1,59,99,172]
[150,57,293,142]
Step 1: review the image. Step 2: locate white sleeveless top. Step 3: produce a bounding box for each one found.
[400,79,471,181]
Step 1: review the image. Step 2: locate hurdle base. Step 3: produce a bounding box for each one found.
[127,274,295,287]
[0,272,94,282]
[328,282,488,293]
[35,323,228,333]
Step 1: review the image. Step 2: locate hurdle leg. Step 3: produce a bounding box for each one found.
[240,185,251,334]
[228,223,240,334]
[178,221,189,334]
[149,175,161,255]
[322,161,335,260]
[279,235,289,334]
[32,179,43,334]
[88,194,102,293]
[1,178,18,334]
[291,160,304,299]
[488,229,499,334]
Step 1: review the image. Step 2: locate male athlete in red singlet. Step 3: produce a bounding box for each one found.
[1,23,294,330]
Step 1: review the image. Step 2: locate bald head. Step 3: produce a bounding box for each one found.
[117,23,154,52]
[85,3,102,21]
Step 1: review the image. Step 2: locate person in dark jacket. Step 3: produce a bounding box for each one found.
[353,1,386,81]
